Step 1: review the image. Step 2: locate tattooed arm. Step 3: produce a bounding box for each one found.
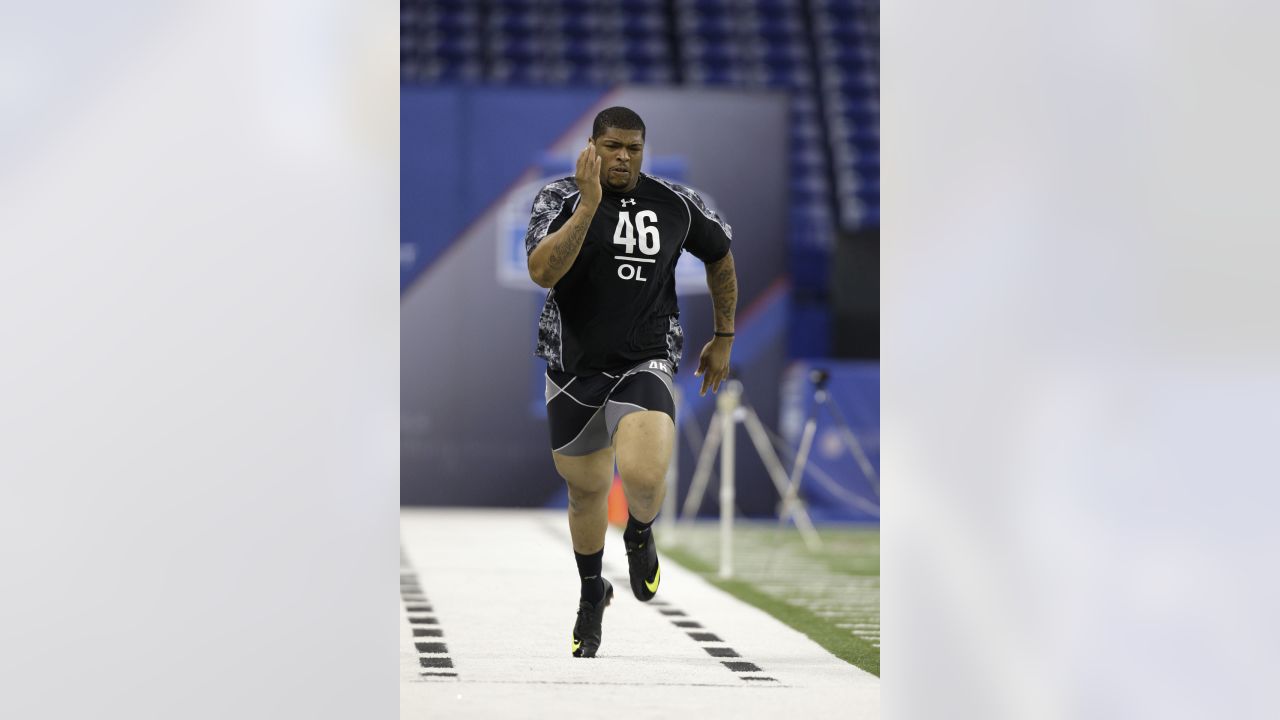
[706,250,738,334]
[528,200,598,288]
[694,250,738,395]
[529,144,602,288]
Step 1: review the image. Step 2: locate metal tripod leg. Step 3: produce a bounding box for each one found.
[742,406,822,551]
[781,414,819,527]
[681,410,722,523]
[823,395,880,495]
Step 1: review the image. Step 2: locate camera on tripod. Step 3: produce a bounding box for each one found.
[790,367,879,506]
[809,368,830,391]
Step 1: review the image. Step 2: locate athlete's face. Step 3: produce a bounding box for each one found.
[591,127,644,192]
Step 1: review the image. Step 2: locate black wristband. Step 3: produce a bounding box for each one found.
[714,331,735,338]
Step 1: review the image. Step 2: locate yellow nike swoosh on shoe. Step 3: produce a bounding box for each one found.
[572,636,581,653]
[645,564,661,594]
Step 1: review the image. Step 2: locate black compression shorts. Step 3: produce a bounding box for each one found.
[544,358,676,456]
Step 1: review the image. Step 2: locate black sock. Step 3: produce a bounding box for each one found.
[574,549,605,604]
[624,513,655,544]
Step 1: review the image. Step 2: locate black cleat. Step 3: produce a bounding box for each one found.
[571,579,613,658]
[625,534,661,602]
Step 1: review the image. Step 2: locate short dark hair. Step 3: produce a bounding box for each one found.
[592,106,646,139]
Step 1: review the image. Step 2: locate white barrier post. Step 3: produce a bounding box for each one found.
[718,380,741,579]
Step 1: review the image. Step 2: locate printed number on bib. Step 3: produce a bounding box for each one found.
[612,210,660,255]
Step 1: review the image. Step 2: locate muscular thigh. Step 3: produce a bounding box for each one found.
[552,446,614,495]
[613,411,674,480]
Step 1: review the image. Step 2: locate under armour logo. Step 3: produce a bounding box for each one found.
[620,198,636,207]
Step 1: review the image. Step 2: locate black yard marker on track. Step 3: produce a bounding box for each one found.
[638,590,777,684]
[402,545,459,680]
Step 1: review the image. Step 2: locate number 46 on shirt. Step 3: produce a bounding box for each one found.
[612,210,660,282]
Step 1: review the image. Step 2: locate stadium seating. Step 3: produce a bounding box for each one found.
[402,0,876,229]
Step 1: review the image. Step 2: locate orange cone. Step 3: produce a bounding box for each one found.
[607,474,628,526]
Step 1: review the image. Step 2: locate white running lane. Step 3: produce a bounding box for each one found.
[400,508,879,719]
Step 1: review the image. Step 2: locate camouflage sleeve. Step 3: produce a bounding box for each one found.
[653,178,732,264]
[523,178,580,258]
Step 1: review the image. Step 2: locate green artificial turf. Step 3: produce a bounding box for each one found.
[662,523,880,677]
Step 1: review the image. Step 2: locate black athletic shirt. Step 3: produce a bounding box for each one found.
[524,172,732,376]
